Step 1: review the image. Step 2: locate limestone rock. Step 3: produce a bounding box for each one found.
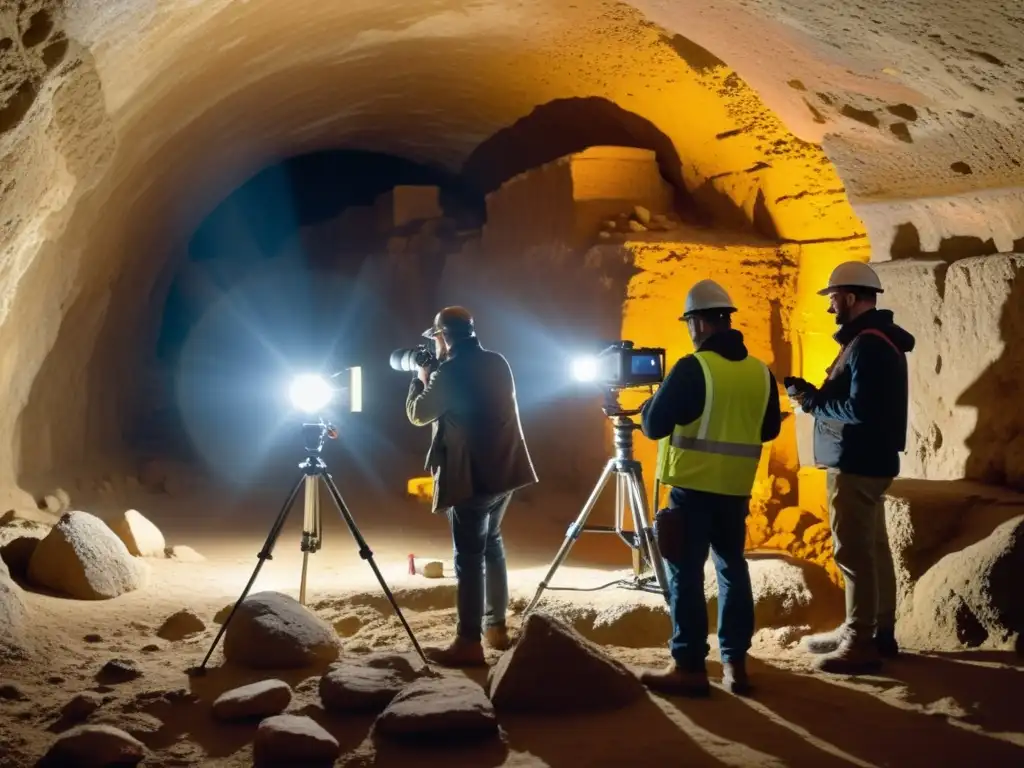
[489,612,644,713]
[39,724,146,767]
[164,544,205,562]
[902,515,1024,651]
[27,512,149,600]
[319,661,419,714]
[375,677,498,742]
[222,591,340,669]
[253,714,340,766]
[97,658,142,684]
[108,509,166,558]
[61,692,105,723]
[0,535,39,580]
[706,554,842,630]
[212,680,292,721]
[0,553,28,656]
[773,507,817,538]
[157,609,206,641]
[0,507,59,527]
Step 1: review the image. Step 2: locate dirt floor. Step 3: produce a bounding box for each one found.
[2,471,1023,767]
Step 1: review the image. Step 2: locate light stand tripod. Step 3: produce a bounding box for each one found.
[192,419,428,674]
[524,391,669,615]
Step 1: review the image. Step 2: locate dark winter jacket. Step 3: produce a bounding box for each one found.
[640,329,782,507]
[805,308,915,478]
[407,336,537,513]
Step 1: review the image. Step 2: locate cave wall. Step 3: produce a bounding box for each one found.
[2,0,1024,513]
[873,254,1024,489]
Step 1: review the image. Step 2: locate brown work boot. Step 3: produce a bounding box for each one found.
[721,658,752,696]
[814,634,883,675]
[639,663,711,698]
[803,625,849,655]
[423,637,486,668]
[484,624,511,651]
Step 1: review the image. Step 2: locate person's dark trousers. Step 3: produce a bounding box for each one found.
[446,491,513,642]
[665,488,754,670]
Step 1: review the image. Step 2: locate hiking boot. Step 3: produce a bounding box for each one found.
[484,624,511,651]
[721,658,752,696]
[814,634,883,675]
[803,625,848,655]
[875,627,899,658]
[423,637,486,668]
[639,663,711,698]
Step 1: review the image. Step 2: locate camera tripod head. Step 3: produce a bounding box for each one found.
[301,418,338,456]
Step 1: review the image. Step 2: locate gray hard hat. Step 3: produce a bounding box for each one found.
[818,262,883,295]
[422,306,475,339]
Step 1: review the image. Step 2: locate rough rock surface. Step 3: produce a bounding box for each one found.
[107,509,166,557]
[705,554,843,630]
[26,511,149,600]
[212,680,293,722]
[164,544,205,562]
[38,724,147,767]
[901,515,1024,651]
[157,608,206,641]
[488,612,645,713]
[60,691,106,723]
[0,561,29,655]
[375,677,498,742]
[253,714,340,766]
[0,535,39,580]
[320,661,420,714]
[222,591,340,669]
[875,256,1024,489]
[884,479,1024,623]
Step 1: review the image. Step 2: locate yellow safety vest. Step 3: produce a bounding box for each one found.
[656,351,771,497]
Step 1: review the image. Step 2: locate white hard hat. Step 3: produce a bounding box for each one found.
[818,261,883,295]
[682,279,737,318]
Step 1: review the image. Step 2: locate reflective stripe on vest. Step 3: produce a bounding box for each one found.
[656,351,771,497]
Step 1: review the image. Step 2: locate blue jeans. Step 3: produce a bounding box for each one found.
[665,487,754,669]
[446,492,512,641]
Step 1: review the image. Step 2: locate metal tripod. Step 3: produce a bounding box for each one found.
[192,420,428,673]
[524,398,669,615]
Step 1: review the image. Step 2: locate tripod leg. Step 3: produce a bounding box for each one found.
[523,459,616,616]
[624,468,669,602]
[192,471,307,674]
[318,470,431,667]
[299,476,318,606]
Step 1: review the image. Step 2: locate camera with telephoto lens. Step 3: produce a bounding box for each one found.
[389,344,438,373]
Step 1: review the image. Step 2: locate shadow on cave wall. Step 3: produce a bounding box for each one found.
[956,264,1024,489]
[889,222,1002,262]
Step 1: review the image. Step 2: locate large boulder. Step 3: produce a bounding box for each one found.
[212,680,292,722]
[27,511,149,600]
[319,658,421,714]
[375,677,498,743]
[107,509,166,558]
[253,714,340,766]
[900,515,1024,651]
[38,724,147,767]
[0,563,29,656]
[488,612,645,713]
[222,591,340,669]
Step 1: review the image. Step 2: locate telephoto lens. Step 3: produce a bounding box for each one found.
[389,346,435,373]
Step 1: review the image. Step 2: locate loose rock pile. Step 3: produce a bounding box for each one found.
[597,205,682,238]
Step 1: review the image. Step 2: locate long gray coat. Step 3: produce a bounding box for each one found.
[406,337,537,513]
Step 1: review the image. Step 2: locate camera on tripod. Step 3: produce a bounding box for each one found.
[389,345,438,374]
[571,340,666,390]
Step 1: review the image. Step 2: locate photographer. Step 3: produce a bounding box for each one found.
[639,280,781,697]
[406,306,537,667]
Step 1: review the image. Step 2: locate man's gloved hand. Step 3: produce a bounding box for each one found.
[783,376,816,411]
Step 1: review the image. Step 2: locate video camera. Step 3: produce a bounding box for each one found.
[573,341,666,390]
[389,345,438,374]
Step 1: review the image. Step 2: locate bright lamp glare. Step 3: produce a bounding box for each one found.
[571,356,599,382]
[349,367,363,413]
[289,374,333,413]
